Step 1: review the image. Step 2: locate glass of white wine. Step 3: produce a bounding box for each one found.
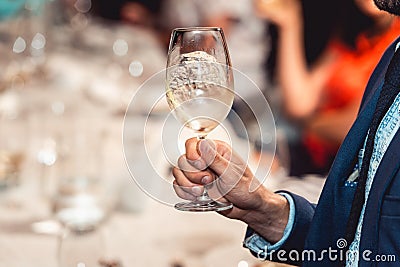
[166,27,235,212]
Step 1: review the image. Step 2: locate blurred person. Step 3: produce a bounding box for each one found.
[91,0,163,28]
[172,0,400,265]
[255,0,400,176]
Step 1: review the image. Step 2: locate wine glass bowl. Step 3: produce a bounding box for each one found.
[166,27,232,66]
[166,27,234,212]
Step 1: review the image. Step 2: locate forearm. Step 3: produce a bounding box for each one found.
[255,0,324,117]
[277,14,335,119]
[277,14,318,118]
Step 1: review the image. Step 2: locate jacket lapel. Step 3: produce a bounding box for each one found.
[359,126,400,267]
[328,37,395,184]
[304,39,399,266]
[304,75,384,263]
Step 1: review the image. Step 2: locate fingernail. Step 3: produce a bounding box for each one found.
[187,159,204,170]
[193,160,204,170]
[201,176,210,184]
[192,186,203,196]
[199,140,212,154]
[199,140,216,160]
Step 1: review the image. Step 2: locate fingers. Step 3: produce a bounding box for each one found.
[197,139,230,177]
[185,138,207,170]
[172,167,204,196]
[173,181,196,201]
[197,139,249,198]
[174,138,248,202]
[177,155,215,185]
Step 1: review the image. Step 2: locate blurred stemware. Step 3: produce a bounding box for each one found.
[52,115,115,233]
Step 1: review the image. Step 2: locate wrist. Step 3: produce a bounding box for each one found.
[278,15,303,33]
[275,1,302,31]
[242,188,290,243]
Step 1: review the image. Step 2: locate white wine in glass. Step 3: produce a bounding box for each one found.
[166,27,234,212]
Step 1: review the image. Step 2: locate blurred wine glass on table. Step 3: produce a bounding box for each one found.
[54,175,107,232]
[52,116,115,230]
[54,115,120,267]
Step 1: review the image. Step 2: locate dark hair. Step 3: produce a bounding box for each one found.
[91,0,162,21]
[91,0,125,20]
[335,0,375,48]
[265,0,375,83]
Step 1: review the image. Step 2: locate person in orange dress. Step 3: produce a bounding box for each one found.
[255,0,400,176]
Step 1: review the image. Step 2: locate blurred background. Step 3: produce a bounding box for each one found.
[0,0,398,266]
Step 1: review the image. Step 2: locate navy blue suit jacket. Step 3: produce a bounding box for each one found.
[254,37,400,266]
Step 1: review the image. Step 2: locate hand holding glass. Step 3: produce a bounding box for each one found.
[166,27,234,212]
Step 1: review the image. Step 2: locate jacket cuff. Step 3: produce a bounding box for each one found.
[243,192,295,259]
[244,191,315,265]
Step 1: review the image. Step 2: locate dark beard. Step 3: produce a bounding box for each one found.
[374,0,400,15]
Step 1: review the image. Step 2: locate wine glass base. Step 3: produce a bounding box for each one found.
[175,200,233,212]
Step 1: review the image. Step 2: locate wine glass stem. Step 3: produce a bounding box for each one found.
[196,134,212,202]
[197,135,206,140]
[197,191,211,202]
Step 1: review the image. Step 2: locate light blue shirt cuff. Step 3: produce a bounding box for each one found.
[243,192,295,259]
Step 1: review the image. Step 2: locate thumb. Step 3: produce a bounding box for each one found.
[198,139,229,177]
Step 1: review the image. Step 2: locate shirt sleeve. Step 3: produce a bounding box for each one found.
[243,192,296,259]
[243,191,316,266]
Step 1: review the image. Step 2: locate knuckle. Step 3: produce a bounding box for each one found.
[172,167,180,177]
[184,138,194,147]
[182,171,196,182]
[213,152,225,165]
[177,155,187,169]
[184,138,191,147]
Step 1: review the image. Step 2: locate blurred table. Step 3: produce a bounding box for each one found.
[0,200,254,267]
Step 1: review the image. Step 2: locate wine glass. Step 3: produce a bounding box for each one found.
[166,27,235,212]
